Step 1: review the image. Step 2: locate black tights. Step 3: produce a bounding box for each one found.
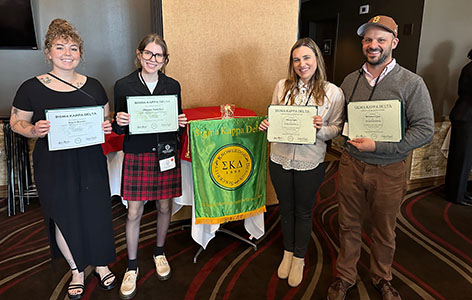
[269,161,326,258]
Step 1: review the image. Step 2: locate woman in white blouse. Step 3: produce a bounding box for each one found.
[259,38,345,287]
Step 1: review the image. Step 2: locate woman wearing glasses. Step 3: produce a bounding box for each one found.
[113,33,187,299]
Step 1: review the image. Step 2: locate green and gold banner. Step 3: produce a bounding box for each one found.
[190,117,267,224]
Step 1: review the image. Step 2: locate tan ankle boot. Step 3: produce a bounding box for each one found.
[288,256,305,287]
[277,250,293,279]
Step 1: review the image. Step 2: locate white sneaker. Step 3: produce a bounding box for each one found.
[119,268,138,299]
[153,254,171,280]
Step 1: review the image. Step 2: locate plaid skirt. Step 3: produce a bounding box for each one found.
[122,152,182,201]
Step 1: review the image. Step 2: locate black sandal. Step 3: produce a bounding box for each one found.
[93,269,118,290]
[68,268,85,300]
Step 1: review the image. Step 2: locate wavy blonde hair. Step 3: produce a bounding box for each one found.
[44,19,83,57]
[283,38,327,106]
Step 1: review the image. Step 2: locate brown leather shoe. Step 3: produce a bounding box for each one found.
[327,278,354,300]
[373,279,402,300]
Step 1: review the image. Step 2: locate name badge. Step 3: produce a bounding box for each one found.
[159,156,176,172]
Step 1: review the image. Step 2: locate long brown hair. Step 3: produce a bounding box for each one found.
[283,38,327,105]
[135,33,169,72]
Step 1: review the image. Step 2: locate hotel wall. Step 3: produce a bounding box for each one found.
[161,0,299,204]
[0,0,152,116]
[417,0,472,120]
[0,1,299,206]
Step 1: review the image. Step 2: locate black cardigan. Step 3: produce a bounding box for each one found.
[112,69,184,154]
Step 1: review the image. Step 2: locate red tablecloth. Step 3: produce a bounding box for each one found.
[180,106,257,161]
[102,132,124,155]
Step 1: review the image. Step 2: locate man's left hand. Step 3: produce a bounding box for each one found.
[347,137,376,152]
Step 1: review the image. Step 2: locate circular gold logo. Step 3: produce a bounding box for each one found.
[209,144,253,190]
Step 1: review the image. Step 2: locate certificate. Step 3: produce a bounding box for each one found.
[347,99,404,142]
[127,95,179,135]
[267,105,318,144]
[46,106,105,151]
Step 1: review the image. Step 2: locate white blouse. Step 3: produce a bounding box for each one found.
[269,79,345,171]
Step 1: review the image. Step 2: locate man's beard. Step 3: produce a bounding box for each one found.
[364,47,391,66]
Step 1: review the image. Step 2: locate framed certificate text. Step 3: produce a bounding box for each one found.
[127,95,179,135]
[267,105,318,144]
[347,99,404,142]
[46,106,105,151]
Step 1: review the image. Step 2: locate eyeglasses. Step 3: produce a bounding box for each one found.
[140,50,165,62]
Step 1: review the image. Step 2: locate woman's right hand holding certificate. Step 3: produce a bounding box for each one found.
[34,120,51,138]
[10,107,50,138]
[116,112,130,126]
[259,119,269,131]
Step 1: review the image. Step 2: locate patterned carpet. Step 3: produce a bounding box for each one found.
[0,161,471,300]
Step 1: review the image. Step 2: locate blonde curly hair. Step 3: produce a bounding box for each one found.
[44,19,83,57]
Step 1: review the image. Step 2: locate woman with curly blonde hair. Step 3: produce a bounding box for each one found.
[10,19,117,299]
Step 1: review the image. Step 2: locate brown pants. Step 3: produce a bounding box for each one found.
[336,151,407,284]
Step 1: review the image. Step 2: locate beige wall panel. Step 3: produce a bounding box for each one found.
[162,0,299,206]
[162,0,298,116]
